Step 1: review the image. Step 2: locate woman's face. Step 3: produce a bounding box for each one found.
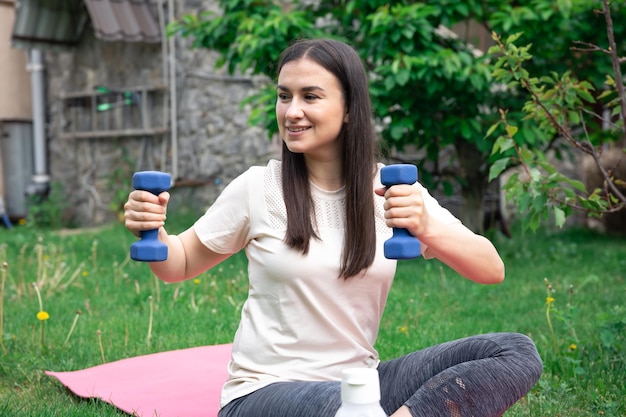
[276,58,348,161]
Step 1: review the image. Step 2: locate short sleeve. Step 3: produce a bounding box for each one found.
[418,182,460,226]
[193,168,260,254]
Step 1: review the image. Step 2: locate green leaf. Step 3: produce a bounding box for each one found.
[391,59,400,74]
[553,206,566,228]
[568,111,580,124]
[505,32,524,45]
[384,76,396,91]
[486,121,501,139]
[489,158,510,181]
[527,212,541,232]
[505,124,518,137]
[519,147,535,163]
[492,135,515,155]
[565,178,587,192]
[577,89,595,103]
[390,123,405,140]
[460,120,472,139]
[597,89,614,100]
[396,68,410,86]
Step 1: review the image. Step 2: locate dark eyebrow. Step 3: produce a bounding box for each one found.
[277,85,326,92]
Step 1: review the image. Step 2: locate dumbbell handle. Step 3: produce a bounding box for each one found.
[130,171,171,262]
[380,164,421,260]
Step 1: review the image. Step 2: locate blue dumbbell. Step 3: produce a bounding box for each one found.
[130,171,171,262]
[380,164,421,259]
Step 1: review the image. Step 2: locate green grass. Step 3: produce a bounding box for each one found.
[0,217,624,416]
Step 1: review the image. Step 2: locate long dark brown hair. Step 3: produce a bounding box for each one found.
[276,38,378,279]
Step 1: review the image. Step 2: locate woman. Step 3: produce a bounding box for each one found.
[124,38,542,417]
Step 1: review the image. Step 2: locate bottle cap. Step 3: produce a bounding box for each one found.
[340,368,381,404]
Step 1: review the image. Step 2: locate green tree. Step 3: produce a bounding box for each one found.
[487,0,626,231]
[168,0,624,233]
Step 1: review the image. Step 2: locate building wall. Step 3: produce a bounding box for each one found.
[0,1,32,121]
[0,1,33,215]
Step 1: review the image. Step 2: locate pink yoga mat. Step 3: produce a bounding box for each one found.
[46,344,232,417]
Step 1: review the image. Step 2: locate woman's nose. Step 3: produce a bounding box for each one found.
[285,99,304,120]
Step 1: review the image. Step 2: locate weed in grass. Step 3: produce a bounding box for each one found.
[35,235,44,284]
[0,261,6,354]
[96,329,105,364]
[25,181,72,229]
[90,239,99,275]
[64,310,83,345]
[152,273,161,304]
[537,274,626,416]
[146,295,154,347]
[16,243,28,297]
[32,282,49,350]
[543,277,585,381]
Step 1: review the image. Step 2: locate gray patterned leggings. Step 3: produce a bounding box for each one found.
[218,332,543,417]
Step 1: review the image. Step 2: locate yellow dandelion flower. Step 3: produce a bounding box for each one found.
[569,343,577,351]
[37,311,50,321]
[193,278,201,285]
[399,325,408,334]
[546,296,555,305]
[18,218,26,225]
[82,270,89,277]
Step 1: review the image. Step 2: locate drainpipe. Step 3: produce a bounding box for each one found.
[157,0,178,183]
[157,0,168,170]
[26,49,49,195]
[167,0,178,183]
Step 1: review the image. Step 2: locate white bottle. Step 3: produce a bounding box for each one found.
[334,368,388,417]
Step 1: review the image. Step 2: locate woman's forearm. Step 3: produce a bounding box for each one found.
[419,221,505,284]
[148,227,231,283]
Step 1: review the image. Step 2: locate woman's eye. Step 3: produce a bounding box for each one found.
[304,94,318,100]
[277,93,290,101]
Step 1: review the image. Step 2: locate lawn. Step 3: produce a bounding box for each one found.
[0,215,624,416]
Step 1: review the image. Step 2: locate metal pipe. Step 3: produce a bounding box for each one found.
[26,48,49,194]
[167,0,178,183]
[157,0,169,171]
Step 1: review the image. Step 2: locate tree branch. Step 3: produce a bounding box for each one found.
[579,113,626,203]
[571,40,610,55]
[520,77,593,155]
[602,0,626,142]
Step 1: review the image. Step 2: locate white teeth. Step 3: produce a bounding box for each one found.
[288,127,308,132]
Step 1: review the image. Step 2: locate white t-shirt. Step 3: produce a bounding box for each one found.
[193,159,459,408]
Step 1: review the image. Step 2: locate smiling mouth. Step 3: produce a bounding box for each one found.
[287,127,310,132]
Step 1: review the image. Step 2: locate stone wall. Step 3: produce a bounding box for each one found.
[45,0,278,227]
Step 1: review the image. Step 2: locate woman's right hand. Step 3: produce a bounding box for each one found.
[124,190,170,237]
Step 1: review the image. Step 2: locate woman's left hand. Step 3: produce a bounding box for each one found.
[375,185,427,238]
